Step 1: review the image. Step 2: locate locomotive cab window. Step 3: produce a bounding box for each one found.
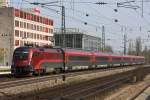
[13,49,29,60]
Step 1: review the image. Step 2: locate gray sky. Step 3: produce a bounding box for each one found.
[9,0,150,52]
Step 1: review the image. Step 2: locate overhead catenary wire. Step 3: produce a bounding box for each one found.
[10,0,150,48]
[22,0,103,29]
[18,0,139,32]
[13,0,150,32]
[8,0,150,29]
[58,2,125,38]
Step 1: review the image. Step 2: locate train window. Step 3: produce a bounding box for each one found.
[57,54,63,59]
[112,58,121,61]
[49,53,58,59]
[123,58,129,61]
[69,56,90,61]
[32,52,39,57]
[96,57,108,61]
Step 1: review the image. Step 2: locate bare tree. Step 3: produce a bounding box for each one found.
[135,37,142,56]
[104,45,113,53]
[128,40,136,55]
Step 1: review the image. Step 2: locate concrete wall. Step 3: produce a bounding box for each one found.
[0,7,14,66]
[82,34,101,51]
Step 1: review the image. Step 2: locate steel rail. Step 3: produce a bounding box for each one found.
[59,74,132,100]
[0,66,136,89]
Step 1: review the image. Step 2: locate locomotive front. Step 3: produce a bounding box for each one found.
[11,47,33,75]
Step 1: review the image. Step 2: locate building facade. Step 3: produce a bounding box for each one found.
[0,0,8,7]
[0,7,54,65]
[54,28,101,51]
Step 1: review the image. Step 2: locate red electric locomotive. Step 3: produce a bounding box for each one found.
[11,47,64,75]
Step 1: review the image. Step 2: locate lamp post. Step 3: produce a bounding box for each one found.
[124,34,127,55]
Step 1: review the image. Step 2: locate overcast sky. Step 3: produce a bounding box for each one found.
[9,0,150,52]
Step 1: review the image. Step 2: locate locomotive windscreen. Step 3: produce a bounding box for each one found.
[13,48,29,60]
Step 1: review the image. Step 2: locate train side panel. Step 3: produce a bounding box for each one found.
[31,48,64,73]
[65,49,93,70]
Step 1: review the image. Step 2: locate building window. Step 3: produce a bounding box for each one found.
[31,24,33,30]
[33,15,36,21]
[29,24,31,30]
[37,16,40,22]
[27,32,30,38]
[34,34,36,39]
[27,23,29,29]
[45,18,48,24]
[24,12,26,19]
[31,14,33,20]
[20,40,23,46]
[45,36,48,41]
[14,9,20,17]
[49,29,51,33]
[42,27,44,32]
[15,20,19,27]
[15,30,19,37]
[49,36,53,41]
[26,13,30,20]
[20,31,23,38]
[30,33,33,39]
[24,32,26,38]
[37,34,39,39]
[45,27,48,33]
[49,29,53,33]
[24,22,26,28]
[39,17,42,23]
[33,25,36,30]
[20,11,23,18]
[37,25,39,31]
[15,40,19,46]
[20,22,23,28]
[40,35,42,40]
[42,18,45,24]
[50,20,53,25]
[40,26,42,31]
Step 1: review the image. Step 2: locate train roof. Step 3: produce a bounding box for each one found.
[15,46,63,53]
[15,46,145,59]
[62,48,93,55]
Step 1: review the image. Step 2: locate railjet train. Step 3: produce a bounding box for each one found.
[11,46,145,75]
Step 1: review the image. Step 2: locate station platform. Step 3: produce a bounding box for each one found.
[0,66,11,74]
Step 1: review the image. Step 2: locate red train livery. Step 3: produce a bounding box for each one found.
[11,46,145,75]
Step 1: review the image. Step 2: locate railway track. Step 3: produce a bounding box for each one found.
[0,74,16,82]
[8,68,134,100]
[0,65,148,100]
[50,71,133,100]
[104,75,150,100]
[0,65,137,90]
[131,82,150,100]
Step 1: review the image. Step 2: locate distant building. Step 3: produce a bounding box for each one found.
[54,28,101,51]
[0,7,54,65]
